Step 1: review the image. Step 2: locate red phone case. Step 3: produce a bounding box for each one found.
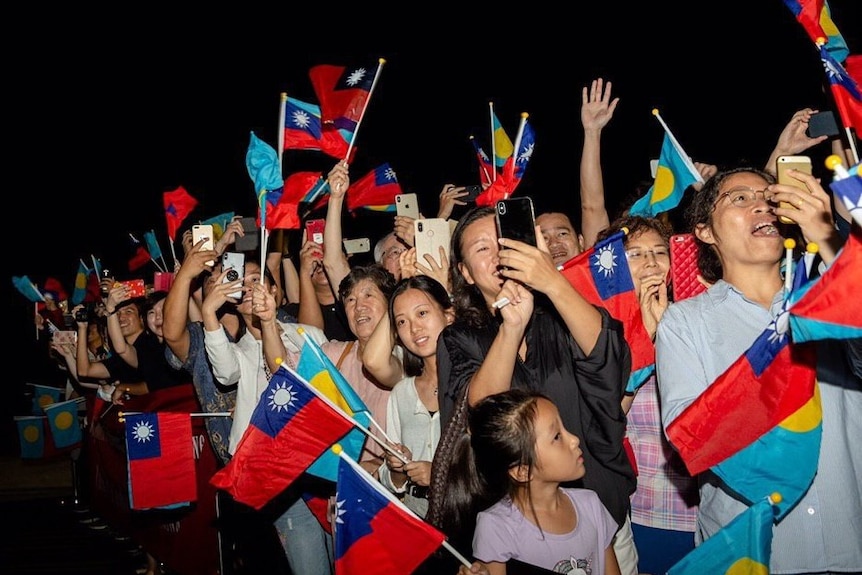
[670,234,707,301]
[306,219,326,245]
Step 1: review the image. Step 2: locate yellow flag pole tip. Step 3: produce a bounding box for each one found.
[332,444,343,455]
[378,57,387,64]
[815,37,826,46]
[784,238,797,250]
[297,327,305,335]
[621,226,630,235]
[825,155,843,170]
[521,112,529,119]
[274,357,283,366]
[807,242,819,254]
[768,492,783,505]
[651,108,659,116]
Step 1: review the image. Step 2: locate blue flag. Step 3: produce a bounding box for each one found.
[30,383,63,416]
[15,416,46,459]
[629,132,701,217]
[44,398,83,449]
[13,275,45,303]
[143,230,164,261]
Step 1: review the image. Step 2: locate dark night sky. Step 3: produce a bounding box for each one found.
[6,3,860,427]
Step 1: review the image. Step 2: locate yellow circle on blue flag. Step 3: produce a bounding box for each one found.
[727,558,768,574]
[54,411,75,430]
[652,166,676,203]
[23,424,40,443]
[38,394,55,409]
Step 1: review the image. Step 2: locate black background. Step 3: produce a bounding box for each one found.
[5,3,860,450]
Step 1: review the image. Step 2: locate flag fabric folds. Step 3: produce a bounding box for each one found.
[309,62,377,133]
[71,260,92,305]
[143,230,164,261]
[296,333,372,482]
[491,109,514,168]
[510,118,535,185]
[667,497,775,575]
[346,163,401,213]
[125,411,197,510]
[15,416,47,459]
[283,96,353,160]
[628,132,701,217]
[30,383,63,415]
[43,398,83,449]
[788,222,862,341]
[559,231,654,393]
[335,452,446,575]
[782,0,849,62]
[163,186,198,242]
[267,171,325,231]
[470,135,494,187]
[666,311,818,476]
[127,234,152,271]
[209,366,355,510]
[245,131,286,231]
[13,275,45,303]
[820,43,862,134]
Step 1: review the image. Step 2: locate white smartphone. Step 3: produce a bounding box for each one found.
[221,252,245,299]
[395,193,420,219]
[414,218,451,266]
[776,155,813,224]
[192,224,215,266]
[343,237,371,255]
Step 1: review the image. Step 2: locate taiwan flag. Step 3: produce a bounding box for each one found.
[469,135,494,187]
[264,171,326,231]
[209,366,355,510]
[668,496,775,575]
[283,96,354,160]
[559,231,654,393]
[335,451,445,575]
[309,61,379,132]
[830,167,861,227]
[666,312,818,476]
[125,412,197,510]
[163,186,198,242]
[346,163,401,213]
[821,43,862,133]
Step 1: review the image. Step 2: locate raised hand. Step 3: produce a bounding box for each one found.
[581,77,619,132]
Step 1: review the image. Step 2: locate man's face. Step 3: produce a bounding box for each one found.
[536,212,582,266]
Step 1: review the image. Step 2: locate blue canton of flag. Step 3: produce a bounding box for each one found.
[588,236,635,300]
[513,119,535,182]
[287,97,324,140]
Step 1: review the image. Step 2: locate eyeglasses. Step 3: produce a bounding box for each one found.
[625,247,669,262]
[383,246,407,261]
[712,187,771,211]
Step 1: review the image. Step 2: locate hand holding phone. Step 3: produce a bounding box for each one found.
[192,224,215,266]
[776,155,813,224]
[414,218,451,265]
[306,219,326,246]
[396,193,420,219]
[221,252,245,299]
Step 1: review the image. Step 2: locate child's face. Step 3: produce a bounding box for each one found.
[531,398,585,483]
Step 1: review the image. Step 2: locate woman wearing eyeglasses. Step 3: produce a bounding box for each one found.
[656,166,862,573]
[595,215,700,575]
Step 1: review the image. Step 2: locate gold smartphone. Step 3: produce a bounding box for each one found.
[192,224,215,265]
[776,155,813,224]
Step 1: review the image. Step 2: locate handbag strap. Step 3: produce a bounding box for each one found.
[336,340,355,370]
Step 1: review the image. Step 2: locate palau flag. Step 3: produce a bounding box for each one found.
[667,496,776,575]
[29,383,63,416]
[491,108,514,168]
[12,275,45,303]
[628,132,701,218]
[43,398,83,449]
[782,0,849,63]
[15,416,47,459]
[789,223,862,341]
[296,332,371,482]
[245,131,286,231]
[125,412,197,510]
[309,61,377,133]
[559,231,654,393]
[666,311,818,476]
[346,163,401,213]
[209,366,355,510]
[71,259,92,305]
[283,96,353,160]
[334,451,445,575]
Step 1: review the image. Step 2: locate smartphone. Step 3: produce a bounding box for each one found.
[776,155,813,224]
[669,233,707,302]
[396,193,420,219]
[52,330,78,346]
[806,111,839,139]
[462,185,483,203]
[119,279,147,298]
[495,197,537,247]
[234,216,259,253]
[343,237,371,255]
[306,219,326,245]
[221,252,245,299]
[192,224,215,265]
[414,218,451,266]
[153,271,175,293]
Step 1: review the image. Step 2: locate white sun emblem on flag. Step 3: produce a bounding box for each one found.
[334,497,347,525]
[292,109,311,129]
[822,57,843,81]
[479,150,490,162]
[841,192,862,220]
[384,167,397,181]
[518,143,534,163]
[132,420,155,443]
[267,381,297,412]
[766,309,790,344]
[592,244,618,278]
[347,68,367,86]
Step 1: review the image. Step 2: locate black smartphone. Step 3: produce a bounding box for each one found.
[462,185,483,203]
[806,111,840,138]
[495,197,537,247]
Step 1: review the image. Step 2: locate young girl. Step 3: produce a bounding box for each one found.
[363,275,455,517]
[460,389,621,575]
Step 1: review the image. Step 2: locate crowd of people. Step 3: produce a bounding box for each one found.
[23,77,861,575]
